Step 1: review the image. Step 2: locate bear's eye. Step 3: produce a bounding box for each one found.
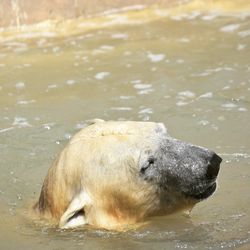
[140,156,155,174]
[148,156,155,165]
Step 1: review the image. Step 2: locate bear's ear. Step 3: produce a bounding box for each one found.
[156,123,167,134]
[59,191,91,229]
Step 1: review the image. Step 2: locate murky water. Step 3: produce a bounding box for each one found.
[1,2,250,250]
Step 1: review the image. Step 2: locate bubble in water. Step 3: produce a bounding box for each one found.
[37,38,47,47]
[218,116,226,121]
[110,107,132,111]
[177,91,196,99]
[47,84,58,89]
[15,82,26,90]
[131,79,141,84]
[178,38,190,43]
[176,59,184,64]
[66,79,76,85]
[187,11,201,20]
[238,29,250,37]
[0,127,14,133]
[75,122,87,129]
[222,85,231,90]
[23,63,31,67]
[201,13,218,21]
[52,46,61,53]
[99,45,114,51]
[119,95,134,100]
[238,107,247,112]
[132,82,154,95]
[221,103,238,109]
[230,213,246,220]
[176,101,189,106]
[17,100,36,105]
[93,46,114,54]
[111,33,128,39]
[64,133,72,140]
[138,108,153,114]
[198,120,209,126]
[123,51,132,56]
[237,44,246,50]
[199,92,213,98]
[43,124,51,130]
[220,24,240,33]
[12,116,31,128]
[94,72,110,80]
[43,123,55,130]
[134,83,152,90]
[147,52,165,62]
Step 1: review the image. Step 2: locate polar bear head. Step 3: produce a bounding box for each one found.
[36,121,222,230]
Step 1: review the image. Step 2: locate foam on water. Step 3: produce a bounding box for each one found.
[94,72,111,80]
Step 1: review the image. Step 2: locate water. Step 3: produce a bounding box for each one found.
[0,2,250,250]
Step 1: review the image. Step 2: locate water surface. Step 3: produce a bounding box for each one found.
[0,3,250,250]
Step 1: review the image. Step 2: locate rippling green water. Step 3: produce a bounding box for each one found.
[0,4,250,250]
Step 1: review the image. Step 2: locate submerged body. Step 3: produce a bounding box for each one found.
[35,120,222,230]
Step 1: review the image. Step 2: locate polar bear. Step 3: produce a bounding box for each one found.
[34,120,222,230]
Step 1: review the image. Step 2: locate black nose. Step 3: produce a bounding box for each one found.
[206,153,222,180]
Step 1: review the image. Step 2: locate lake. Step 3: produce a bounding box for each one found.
[0,2,250,249]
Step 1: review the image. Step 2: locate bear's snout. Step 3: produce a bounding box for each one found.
[206,153,222,180]
[153,139,222,201]
[174,145,222,201]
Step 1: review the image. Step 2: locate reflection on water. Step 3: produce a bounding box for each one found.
[0,2,250,250]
